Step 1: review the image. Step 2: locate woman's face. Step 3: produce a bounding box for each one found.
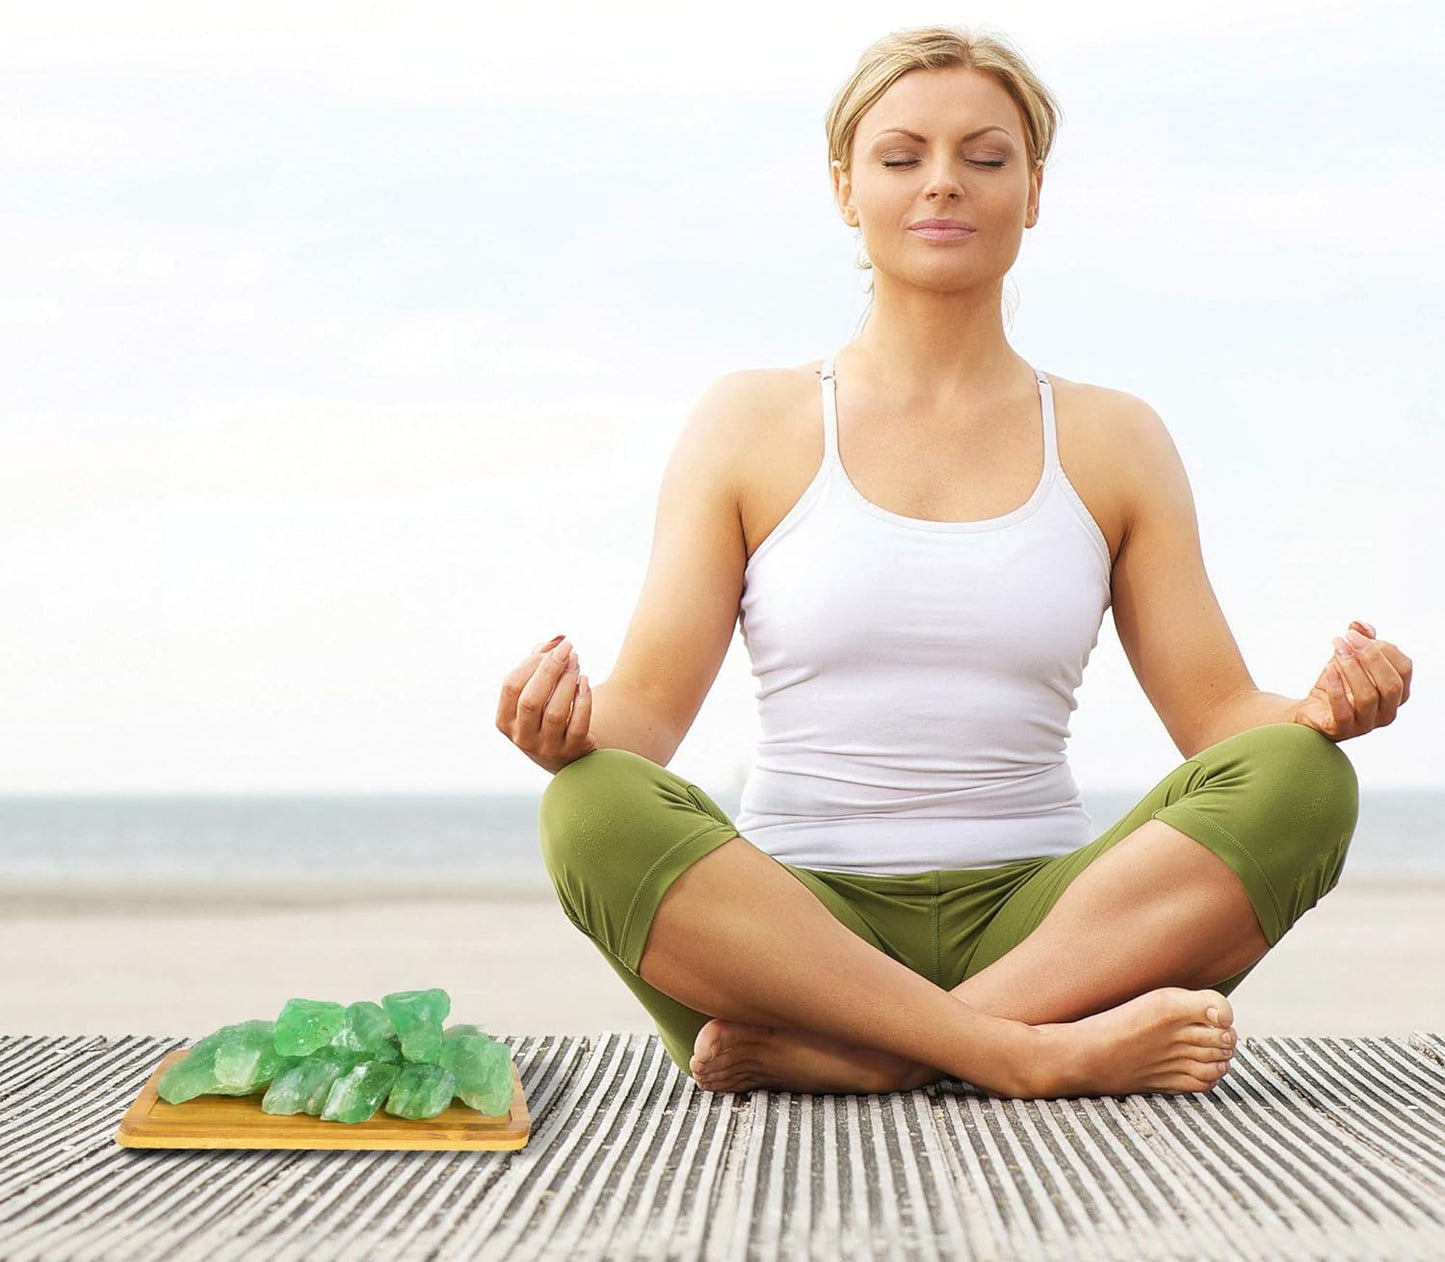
[834,67,1041,292]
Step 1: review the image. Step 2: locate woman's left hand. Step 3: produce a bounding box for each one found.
[1293,620,1413,742]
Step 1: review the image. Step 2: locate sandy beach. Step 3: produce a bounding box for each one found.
[5,874,1442,1043]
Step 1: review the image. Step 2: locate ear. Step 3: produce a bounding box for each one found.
[832,160,856,226]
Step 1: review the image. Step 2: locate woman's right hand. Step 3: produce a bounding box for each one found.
[496,634,596,774]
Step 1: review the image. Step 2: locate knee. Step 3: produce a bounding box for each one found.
[1252,723,1359,841]
[537,748,660,873]
[540,747,651,812]
[1271,719,1358,809]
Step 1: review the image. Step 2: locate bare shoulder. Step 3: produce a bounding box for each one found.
[722,361,831,560]
[1068,378,1185,481]
[1044,371,1162,434]
[1051,373,1189,541]
[697,361,818,492]
[684,366,797,480]
[721,360,817,417]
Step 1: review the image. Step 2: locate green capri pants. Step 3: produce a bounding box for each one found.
[537,722,1358,1076]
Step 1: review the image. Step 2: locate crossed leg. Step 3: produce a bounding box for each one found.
[663,817,1268,1095]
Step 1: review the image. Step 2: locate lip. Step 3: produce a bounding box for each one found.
[909,223,976,240]
[909,218,976,231]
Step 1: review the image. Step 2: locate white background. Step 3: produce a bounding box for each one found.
[2,0,1437,794]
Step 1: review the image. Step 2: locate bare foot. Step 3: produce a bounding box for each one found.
[1031,986,1239,1099]
[688,1018,942,1095]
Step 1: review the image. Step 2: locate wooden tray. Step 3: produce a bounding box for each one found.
[115,1049,531,1150]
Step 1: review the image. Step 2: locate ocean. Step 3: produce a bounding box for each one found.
[0,787,1441,892]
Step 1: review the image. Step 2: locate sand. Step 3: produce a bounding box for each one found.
[3,875,1442,1042]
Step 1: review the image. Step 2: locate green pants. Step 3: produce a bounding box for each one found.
[538,723,1358,1075]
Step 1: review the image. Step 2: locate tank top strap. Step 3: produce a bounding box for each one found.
[1030,363,1060,474]
[819,351,840,465]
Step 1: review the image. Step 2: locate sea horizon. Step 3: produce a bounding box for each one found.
[0,788,1441,899]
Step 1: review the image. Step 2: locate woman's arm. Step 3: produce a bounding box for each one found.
[583,678,688,768]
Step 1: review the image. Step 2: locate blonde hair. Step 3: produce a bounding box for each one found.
[823,24,1063,332]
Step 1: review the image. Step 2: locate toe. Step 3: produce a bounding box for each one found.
[1203,991,1234,1029]
[693,1018,729,1065]
[705,1068,754,1094]
[1185,1024,1237,1052]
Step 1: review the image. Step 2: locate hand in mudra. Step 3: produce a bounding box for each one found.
[496,634,596,774]
[1293,620,1412,742]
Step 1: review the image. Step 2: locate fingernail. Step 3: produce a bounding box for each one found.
[1345,628,1369,648]
[534,634,564,652]
[551,639,572,661]
[1334,636,1353,658]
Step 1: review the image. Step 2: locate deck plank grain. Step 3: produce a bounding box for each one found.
[1,1031,1442,1260]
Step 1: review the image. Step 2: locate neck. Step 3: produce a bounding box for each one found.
[845,276,1023,404]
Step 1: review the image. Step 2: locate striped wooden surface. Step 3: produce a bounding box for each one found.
[2,1031,1442,1260]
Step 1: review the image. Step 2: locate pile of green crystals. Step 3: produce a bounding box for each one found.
[156,988,515,1123]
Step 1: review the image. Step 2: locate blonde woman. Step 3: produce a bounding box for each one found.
[498,25,1410,1099]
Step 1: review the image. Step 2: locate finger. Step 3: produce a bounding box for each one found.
[498,635,568,731]
[513,639,576,737]
[1323,658,1356,729]
[569,673,592,744]
[540,661,581,743]
[1343,631,1403,717]
[1375,645,1412,704]
[496,654,546,731]
[1332,639,1378,723]
[1355,647,1405,726]
[1350,633,1413,705]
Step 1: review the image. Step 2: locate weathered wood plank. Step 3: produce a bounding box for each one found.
[1,1032,1441,1260]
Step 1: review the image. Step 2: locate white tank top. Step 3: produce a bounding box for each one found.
[732,350,1114,875]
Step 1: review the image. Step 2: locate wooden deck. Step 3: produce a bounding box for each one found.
[2,1030,1442,1259]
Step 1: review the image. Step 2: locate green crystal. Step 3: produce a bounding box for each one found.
[160,989,495,1123]
[442,1022,489,1042]
[381,989,449,1065]
[261,1048,358,1116]
[326,1001,398,1060]
[321,1059,401,1123]
[159,1020,293,1104]
[274,998,346,1056]
[384,1063,458,1120]
[439,1033,514,1116]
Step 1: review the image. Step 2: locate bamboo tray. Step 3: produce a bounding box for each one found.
[115,1048,531,1150]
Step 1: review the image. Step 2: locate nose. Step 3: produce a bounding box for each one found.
[922,165,964,199]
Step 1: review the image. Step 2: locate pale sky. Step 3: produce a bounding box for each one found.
[2,0,1439,796]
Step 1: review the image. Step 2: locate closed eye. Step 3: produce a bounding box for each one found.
[882,159,1006,169]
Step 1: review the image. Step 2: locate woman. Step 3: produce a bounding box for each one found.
[496,25,1411,1100]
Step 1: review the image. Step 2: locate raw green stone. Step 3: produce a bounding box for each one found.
[274,998,346,1056]
[384,1063,458,1120]
[158,1039,226,1104]
[162,991,491,1123]
[442,1022,489,1042]
[159,1020,292,1104]
[261,1048,357,1116]
[321,1060,401,1124]
[438,1034,514,1116]
[381,989,449,1065]
[326,1001,398,1060]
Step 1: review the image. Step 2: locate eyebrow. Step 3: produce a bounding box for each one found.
[868,126,1013,144]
